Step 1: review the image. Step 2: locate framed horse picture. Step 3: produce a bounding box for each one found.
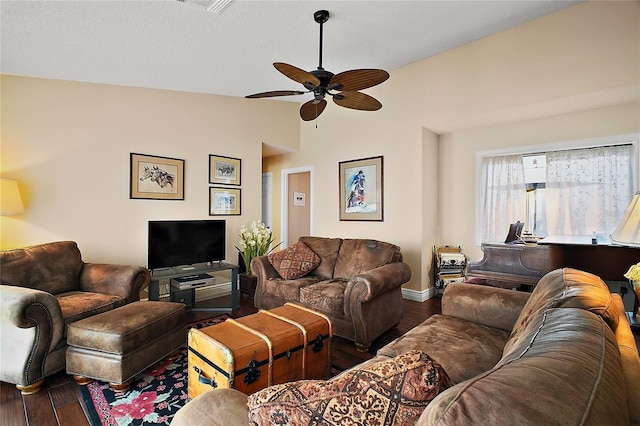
[130,153,185,200]
[209,154,241,186]
[339,155,383,221]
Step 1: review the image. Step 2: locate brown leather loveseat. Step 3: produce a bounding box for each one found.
[0,241,150,394]
[251,236,412,351]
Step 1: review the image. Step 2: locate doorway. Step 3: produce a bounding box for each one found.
[281,166,313,247]
[261,172,273,229]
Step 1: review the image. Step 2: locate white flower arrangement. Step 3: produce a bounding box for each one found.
[236,221,280,275]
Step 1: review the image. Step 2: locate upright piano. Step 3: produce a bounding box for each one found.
[467,235,640,291]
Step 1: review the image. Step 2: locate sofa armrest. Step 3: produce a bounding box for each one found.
[344,262,411,314]
[79,264,150,303]
[441,283,530,332]
[171,388,249,425]
[611,294,640,426]
[251,256,281,308]
[250,256,279,280]
[0,285,65,383]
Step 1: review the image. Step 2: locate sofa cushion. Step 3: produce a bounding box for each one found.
[420,308,629,426]
[262,276,322,301]
[299,280,348,315]
[57,291,126,329]
[508,268,618,348]
[248,350,452,426]
[378,314,511,384]
[268,241,321,280]
[333,239,400,280]
[298,237,343,279]
[0,241,82,295]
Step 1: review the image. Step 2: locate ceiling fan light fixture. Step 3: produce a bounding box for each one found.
[176,0,234,14]
[246,10,389,121]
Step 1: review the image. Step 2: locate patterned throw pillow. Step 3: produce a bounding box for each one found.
[267,241,321,280]
[247,350,452,426]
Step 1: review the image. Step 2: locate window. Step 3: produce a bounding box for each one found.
[479,140,635,243]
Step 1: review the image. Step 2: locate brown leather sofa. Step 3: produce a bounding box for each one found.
[172,268,640,425]
[251,236,412,351]
[0,241,150,394]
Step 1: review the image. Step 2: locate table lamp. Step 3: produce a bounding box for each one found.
[0,178,25,215]
[610,191,640,247]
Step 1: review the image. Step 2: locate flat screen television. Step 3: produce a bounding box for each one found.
[148,220,226,270]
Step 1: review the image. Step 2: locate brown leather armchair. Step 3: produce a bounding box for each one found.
[0,241,150,394]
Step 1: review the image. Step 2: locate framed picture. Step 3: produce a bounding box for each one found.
[339,155,384,221]
[209,187,241,215]
[130,153,185,200]
[209,155,241,186]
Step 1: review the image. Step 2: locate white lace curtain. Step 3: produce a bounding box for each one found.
[480,154,526,242]
[480,145,634,242]
[545,145,633,236]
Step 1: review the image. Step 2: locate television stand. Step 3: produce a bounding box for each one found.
[147,263,239,312]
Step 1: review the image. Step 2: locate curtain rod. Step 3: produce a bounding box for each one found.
[522,143,632,157]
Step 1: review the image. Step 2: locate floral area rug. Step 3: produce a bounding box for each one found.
[80,315,230,426]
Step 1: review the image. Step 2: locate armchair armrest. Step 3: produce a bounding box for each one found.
[0,285,65,381]
[441,283,530,332]
[344,262,412,315]
[79,264,150,303]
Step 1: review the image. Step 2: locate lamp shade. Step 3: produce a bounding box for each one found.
[610,191,640,247]
[0,179,25,215]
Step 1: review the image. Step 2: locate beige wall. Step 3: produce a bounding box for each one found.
[0,75,300,266]
[264,1,640,294]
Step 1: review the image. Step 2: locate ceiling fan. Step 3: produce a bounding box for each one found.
[245,10,389,121]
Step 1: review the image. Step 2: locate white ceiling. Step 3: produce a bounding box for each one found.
[1,0,581,101]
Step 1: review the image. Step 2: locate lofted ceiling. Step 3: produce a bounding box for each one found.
[1,0,582,101]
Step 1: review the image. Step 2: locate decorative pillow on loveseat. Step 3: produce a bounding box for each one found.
[267,241,321,280]
[247,350,452,426]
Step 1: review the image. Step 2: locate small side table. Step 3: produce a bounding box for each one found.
[240,274,257,297]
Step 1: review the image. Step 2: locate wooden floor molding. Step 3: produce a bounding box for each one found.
[0,295,441,426]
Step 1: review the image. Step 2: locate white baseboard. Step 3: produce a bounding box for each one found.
[402,286,436,302]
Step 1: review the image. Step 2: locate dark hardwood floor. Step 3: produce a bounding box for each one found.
[0,295,441,426]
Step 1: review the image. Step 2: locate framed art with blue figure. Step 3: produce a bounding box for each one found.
[339,155,383,221]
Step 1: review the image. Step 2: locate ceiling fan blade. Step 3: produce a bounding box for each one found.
[274,62,321,89]
[330,69,389,91]
[333,91,382,111]
[300,99,327,121]
[245,90,306,99]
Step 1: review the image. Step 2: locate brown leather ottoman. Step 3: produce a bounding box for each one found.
[66,301,186,391]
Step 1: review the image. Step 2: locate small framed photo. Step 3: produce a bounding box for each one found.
[130,153,185,200]
[209,155,241,186]
[209,187,241,215]
[339,155,383,221]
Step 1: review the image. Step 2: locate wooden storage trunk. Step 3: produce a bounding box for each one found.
[264,303,333,380]
[187,304,332,399]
